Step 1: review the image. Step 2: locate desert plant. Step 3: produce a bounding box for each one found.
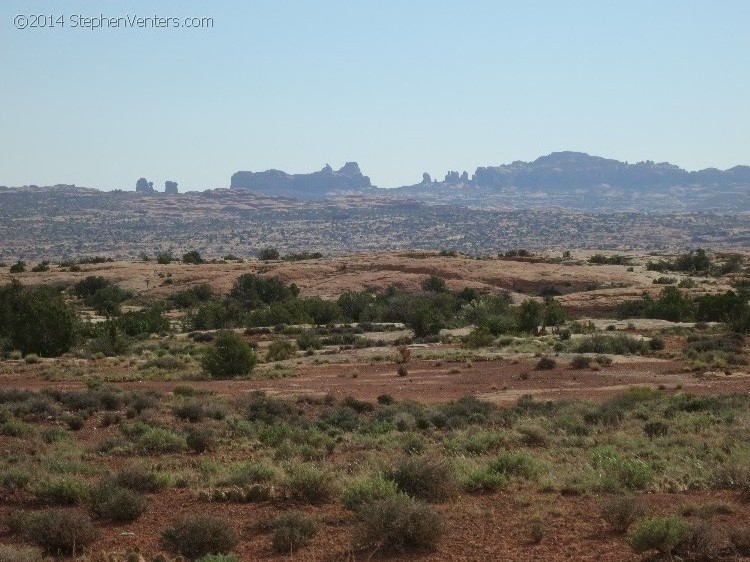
[388,457,459,503]
[570,355,591,369]
[115,464,164,492]
[266,339,297,361]
[270,511,318,554]
[285,463,337,504]
[186,425,219,453]
[600,495,645,533]
[628,516,690,555]
[161,516,238,559]
[536,356,556,370]
[0,544,47,562]
[26,510,98,555]
[89,480,147,522]
[201,331,257,379]
[341,475,403,512]
[356,497,443,552]
[397,364,408,377]
[33,477,90,505]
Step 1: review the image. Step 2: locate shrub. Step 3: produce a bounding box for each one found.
[182,250,203,264]
[488,451,541,481]
[115,464,164,492]
[266,339,297,361]
[0,544,47,562]
[187,426,219,453]
[575,334,648,355]
[26,510,98,555]
[33,478,90,505]
[643,420,669,439]
[377,394,395,405]
[258,247,280,261]
[600,495,645,533]
[649,336,665,351]
[161,516,238,559]
[296,331,322,351]
[570,355,591,369]
[173,401,205,423]
[388,457,458,503]
[271,512,318,554]
[196,555,238,562]
[397,364,408,377]
[356,497,443,552]
[463,469,508,493]
[628,516,690,554]
[462,327,495,348]
[286,463,337,504]
[529,517,545,544]
[134,425,187,454]
[202,331,257,379]
[341,475,403,512]
[89,480,147,522]
[536,356,556,370]
[0,282,77,356]
[222,461,275,487]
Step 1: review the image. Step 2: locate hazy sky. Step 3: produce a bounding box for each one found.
[1,1,748,190]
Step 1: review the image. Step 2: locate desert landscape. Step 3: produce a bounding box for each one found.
[2,2,749,561]
[1,248,750,561]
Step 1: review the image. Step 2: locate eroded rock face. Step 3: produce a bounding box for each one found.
[230,163,372,199]
[135,178,154,194]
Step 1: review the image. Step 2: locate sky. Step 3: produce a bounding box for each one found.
[1,1,749,191]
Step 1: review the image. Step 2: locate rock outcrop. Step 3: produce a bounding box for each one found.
[231,163,372,199]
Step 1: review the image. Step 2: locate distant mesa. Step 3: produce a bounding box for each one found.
[424,151,750,190]
[231,162,372,199]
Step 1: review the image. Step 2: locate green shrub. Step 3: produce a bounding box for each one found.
[341,475,402,512]
[222,461,275,487]
[600,495,645,533]
[0,282,77,356]
[463,469,508,493]
[182,250,203,264]
[576,334,648,355]
[115,464,164,492]
[536,356,556,370]
[629,516,690,554]
[388,457,458,503]
[266,339,297,361]
[570,355,591,369]
[0,467,32,491]
[286,463,337,504]
[173,401,205,423]
[187,426,219,453]
[161,516,238,559]
[33,477,90,505]
[26,510,98,555]
[196,555,239,562]
[643,420,669,439]
[356,497,443,552]
[201,331,257,379]
[488,451,542,481]
[89,480,147,522]
[271,511,318,554]
[134,425,187,454]
[462,327,495,348]
[529,517,545,544]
